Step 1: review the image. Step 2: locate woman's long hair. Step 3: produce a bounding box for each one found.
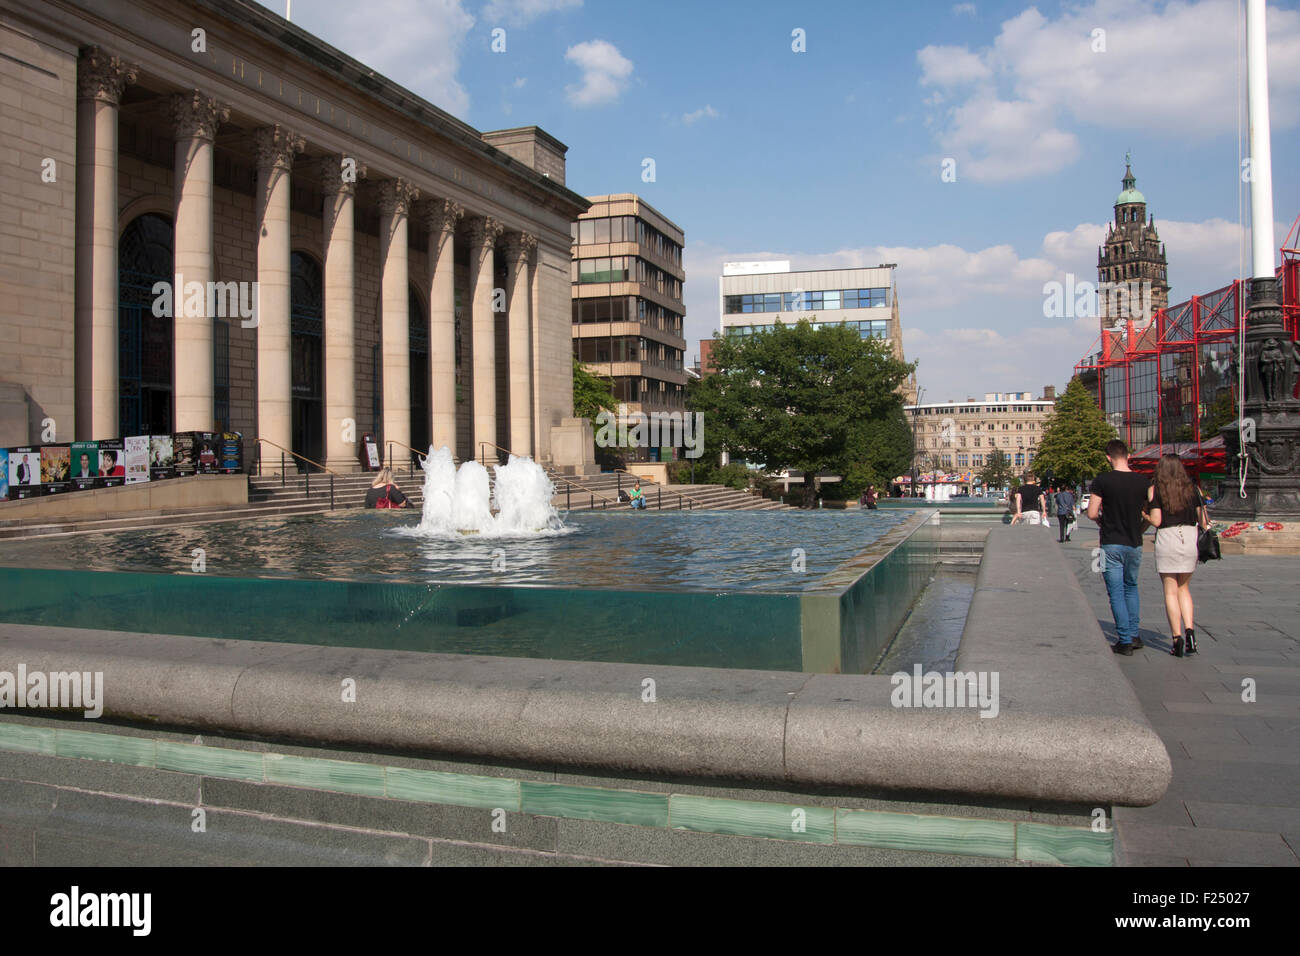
[1153,454,1197,515]
[371,467,394,487]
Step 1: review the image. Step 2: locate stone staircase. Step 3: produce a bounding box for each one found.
[550,474,789,512]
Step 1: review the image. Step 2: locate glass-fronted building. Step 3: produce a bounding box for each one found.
[716,262,916,402]
[1076,259,1298,452]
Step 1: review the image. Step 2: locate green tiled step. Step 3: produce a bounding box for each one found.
[0,718,1111,864]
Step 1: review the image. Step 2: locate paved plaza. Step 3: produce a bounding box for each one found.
[1060,518,1300,866]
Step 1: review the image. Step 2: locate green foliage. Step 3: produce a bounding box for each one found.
[688,319,916,507]
[1201,390,1237,438]
[572,357,616,423]
[1032,378,1117,486]
[979,448,1014,491]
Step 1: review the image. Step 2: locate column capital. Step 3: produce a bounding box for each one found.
[502,231,537,266]
[466,216,506,247]
[169,90,230,143]
[318,154,367,196]
[418,197,464,236]
[376,178,420,217]
[253,125,306,172]
[77,46,139,104]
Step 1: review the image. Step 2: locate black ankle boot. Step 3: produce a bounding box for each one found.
[1185,629,1197,654]
[1172,635,1184,657]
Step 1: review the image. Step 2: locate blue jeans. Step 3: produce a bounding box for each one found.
[1101,544,1142,643]
[630,497,645,509]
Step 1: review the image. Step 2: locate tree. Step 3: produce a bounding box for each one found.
[1201,389,1237,439]
[689,320,916,506]
[572,356,616,423]
[1033,377,1117,486]
[979,448,1014,491]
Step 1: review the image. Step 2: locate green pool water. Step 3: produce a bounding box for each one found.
[0,509,940,672]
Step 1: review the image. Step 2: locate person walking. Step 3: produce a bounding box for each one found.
[1014,472,1048,528]
[1088,439,1152,655]
[1054,483,1077,542]
[1146,454,1209,657]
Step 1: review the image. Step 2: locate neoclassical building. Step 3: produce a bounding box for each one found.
[0,0,588,472]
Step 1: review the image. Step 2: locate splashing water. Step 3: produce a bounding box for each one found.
[398,445,567,538]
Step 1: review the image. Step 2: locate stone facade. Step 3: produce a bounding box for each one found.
[0,0,588,473]
[1097,160,1170,328]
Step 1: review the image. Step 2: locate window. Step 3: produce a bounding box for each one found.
[578,220,594,244]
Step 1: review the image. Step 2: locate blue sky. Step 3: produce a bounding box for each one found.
[268,0,1300,400]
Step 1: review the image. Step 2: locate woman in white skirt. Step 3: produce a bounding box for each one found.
[1145,454,1210,657]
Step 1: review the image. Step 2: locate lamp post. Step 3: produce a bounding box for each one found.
[1217,0,1300,518]
[909,387,925,498]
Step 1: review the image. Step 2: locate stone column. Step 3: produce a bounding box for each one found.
[467,216,504,462]
[421,198,462,456]
[320,155,365,472]
[169,91,229,433]
[74,47,137,440]
[502,231,536,457]
[377,178,419,459]
[253,125,304,472]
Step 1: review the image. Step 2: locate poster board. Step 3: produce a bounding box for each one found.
[40,444,71,495]
[173,432,196,477]
[97,438,125,487]
[8,446,41,499]
[124,435,150,483]
[149,435,174,481]
[70,441,99,491]
[196,432,219,474]
[218,432,243,474]
[0,449,8,500]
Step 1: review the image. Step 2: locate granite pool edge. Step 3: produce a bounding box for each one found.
[0,530,1171,807]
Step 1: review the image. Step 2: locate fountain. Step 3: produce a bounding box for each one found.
[404,446,565,537]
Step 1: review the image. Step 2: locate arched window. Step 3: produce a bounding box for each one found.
[290,252,324,468]
[118,213,175,436]
[409,285,430,454]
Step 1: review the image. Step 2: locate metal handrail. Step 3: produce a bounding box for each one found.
[606,465,714,510]
[386,439,428,476]
[252,437,339,476]
[250,437,337,510]
[476,440,519,467]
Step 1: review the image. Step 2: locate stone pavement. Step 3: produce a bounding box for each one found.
[1059,517,1300,866]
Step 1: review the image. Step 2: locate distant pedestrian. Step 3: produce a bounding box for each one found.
[1147,454,1209,657]
[1014,472,1048,528]
[1055,484,1077,542]
[1044,482,1057,518]
[1088,440,1152,655]
[864,484,878,510]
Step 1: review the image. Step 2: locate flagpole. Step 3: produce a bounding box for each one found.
[1246,0,1274,278]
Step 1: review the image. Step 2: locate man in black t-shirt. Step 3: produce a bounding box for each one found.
[1014,473,1047,528]
[1088,439,1152,655]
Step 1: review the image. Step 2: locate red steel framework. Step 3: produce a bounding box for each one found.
[1074,221,1300,463]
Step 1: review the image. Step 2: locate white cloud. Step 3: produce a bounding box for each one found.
[513,76,528,89]
[953,3,977,15]
[917,45,990,86]
[482,0,581,27]
[274,0,475,117]
[917,0,1300,182]
[682,105,719,125]
[564,40,634,107]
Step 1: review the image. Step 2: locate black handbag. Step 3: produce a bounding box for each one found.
[1197,527,1221,563]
